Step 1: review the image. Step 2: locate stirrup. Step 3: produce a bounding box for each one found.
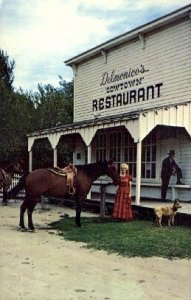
[68,186,75,195]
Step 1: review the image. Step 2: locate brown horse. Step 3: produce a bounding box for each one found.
[0,159,24,205]
[19,160,120,230]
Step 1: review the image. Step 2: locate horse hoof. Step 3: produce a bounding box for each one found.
[19,227,27,232]
[29,226,35,231]
[76,223,81,227]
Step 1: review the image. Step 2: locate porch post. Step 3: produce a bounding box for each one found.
[87,145,92,199]
[28,137,35,172]
[53,148,57,167]
[48,134,60,167]
[29,150,32,172]
[135,139,142,205]
[87,144,91,164]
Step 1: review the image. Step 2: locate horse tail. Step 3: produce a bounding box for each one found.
[7,172,29,199]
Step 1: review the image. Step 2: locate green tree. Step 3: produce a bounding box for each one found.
[59,76,73,123]
[0,50,38,165]
[0,49,74,167]
[33,80,73,129]
[30,80,74,167]
[0,49,15,91]
[0,88,36,164]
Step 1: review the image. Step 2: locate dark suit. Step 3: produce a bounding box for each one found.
[161,156,182,201]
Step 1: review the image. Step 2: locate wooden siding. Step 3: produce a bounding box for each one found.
[74,18,191,122]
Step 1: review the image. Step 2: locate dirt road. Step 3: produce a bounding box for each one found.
[0,202,190,300]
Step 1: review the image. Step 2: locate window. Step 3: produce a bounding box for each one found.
[141,132,156,179]
[109,132,121,171]
[124,132,137,177]
[94,130,122,170]
[95,133,106,161]
[94,129,156,180]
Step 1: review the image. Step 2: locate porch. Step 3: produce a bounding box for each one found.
[26,101,191,207]
[86,193,191,227]
[90,192,191,215]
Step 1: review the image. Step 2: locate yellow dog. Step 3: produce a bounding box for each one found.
[154,199,182,228]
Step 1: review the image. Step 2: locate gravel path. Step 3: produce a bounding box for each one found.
[0,202,190,300]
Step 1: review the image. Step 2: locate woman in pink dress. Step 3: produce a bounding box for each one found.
[112,163,133,220]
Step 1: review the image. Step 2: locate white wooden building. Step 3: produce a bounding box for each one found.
[27,4,191,203]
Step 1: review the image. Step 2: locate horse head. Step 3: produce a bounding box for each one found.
[102,160,120,185]
[13,158,24,174]
[0,169,6,188]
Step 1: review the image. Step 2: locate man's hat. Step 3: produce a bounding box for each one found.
[167,150,176,155]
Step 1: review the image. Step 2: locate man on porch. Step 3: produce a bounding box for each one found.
[161,150,184,202]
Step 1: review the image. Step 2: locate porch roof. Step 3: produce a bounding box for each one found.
[27,99,191,139]
[27,111,139,138]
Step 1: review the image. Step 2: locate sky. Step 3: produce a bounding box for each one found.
[0,0,190,92]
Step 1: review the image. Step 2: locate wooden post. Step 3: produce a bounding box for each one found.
[136,140,142,205]
[53,148,57,167]
[100,184,106,218]
[29,150,32,172]
[87,145,92,199]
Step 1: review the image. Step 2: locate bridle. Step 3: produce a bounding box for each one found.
[107,162,120,185]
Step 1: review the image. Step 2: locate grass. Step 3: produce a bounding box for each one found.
[50,215,191,259]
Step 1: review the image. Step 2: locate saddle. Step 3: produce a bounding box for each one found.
[49,163,77,195]
[61,163,77,195]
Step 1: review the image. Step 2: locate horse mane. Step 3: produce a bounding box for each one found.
[76,161,106,177]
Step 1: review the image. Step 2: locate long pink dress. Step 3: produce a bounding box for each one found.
[112,175,133,220]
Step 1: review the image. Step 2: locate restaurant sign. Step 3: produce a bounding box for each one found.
[92,65,163,111]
